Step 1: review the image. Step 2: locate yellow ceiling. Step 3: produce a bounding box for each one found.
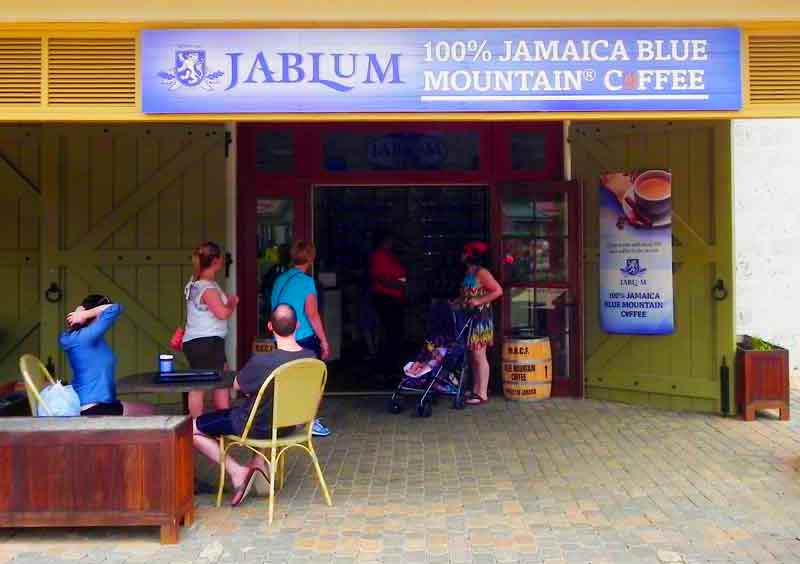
[2,0,800,25]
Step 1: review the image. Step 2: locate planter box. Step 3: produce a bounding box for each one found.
[736,335,790,421]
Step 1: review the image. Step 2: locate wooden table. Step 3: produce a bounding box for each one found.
[118,371,287,489]
[118,371,237,414]
[0,416,194,544]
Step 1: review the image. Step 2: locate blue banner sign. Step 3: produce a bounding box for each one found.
[141,28,741,114]
[599,171,674,335]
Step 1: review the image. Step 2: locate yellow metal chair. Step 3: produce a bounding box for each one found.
[19,354,56,416]
[215,358,332,524]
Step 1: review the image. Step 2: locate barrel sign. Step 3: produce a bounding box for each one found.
[253,338,276,355]
[502,338,552,400]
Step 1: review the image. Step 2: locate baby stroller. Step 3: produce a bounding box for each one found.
[387,301,475,417]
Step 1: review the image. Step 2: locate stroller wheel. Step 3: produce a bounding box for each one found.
[388,399,404,414]
[417,402,433,418]
[453,396,465,410]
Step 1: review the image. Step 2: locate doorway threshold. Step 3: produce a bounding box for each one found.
[325,391,394,397]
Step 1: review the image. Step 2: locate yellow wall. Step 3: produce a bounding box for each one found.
[3,0,800,24]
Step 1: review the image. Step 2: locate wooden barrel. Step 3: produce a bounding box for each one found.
[502,338,552,401]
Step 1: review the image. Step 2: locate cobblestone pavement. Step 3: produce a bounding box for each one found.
[4,393,800,564]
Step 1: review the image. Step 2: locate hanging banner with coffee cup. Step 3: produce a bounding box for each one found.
[598,170,674,335]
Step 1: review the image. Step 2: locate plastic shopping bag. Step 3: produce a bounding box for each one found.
[37,381,81,417]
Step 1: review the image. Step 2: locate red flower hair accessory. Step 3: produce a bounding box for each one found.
[463,241,489,258]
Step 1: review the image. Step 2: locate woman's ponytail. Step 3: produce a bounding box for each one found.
[191,241,222,279]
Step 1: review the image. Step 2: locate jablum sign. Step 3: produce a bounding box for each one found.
[224,52,403,93]
[141,28,742,114]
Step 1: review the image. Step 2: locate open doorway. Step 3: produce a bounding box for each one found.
[314,185,489,393]
[237,122,580,397]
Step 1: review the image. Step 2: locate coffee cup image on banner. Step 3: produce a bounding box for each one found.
[600,170,672,229]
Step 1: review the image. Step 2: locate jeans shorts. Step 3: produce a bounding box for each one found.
[196,409,238,437]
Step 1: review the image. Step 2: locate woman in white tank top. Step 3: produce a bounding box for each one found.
[182,241,239,418]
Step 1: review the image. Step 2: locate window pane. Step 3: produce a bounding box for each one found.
[511,132,547,171]
[256,199,294,337]
[534,238,568,282]
[502,237,568,284]
[323,130,480,172]
[502,188,567,237]
[255,130,294,173]
[536,193,568,237]
[507,288,571,380]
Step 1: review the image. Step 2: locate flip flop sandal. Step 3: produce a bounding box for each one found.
[465,395,489,405]
[231,467,259,507]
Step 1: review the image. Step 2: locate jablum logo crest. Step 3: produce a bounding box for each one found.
[621,258,647,277]
[158,49,225,90]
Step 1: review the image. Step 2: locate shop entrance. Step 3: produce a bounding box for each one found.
[237,122,582,397]
[314,185,490,392]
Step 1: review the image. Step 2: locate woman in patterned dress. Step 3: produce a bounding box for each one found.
[461,241,503,405]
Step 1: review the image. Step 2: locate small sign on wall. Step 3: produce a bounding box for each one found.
[599,170,674,335]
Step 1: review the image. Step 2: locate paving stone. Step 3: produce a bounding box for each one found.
[657,550,686,563]
[8,396,800,563]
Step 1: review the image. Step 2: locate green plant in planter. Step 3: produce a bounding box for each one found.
[748,337,773,352]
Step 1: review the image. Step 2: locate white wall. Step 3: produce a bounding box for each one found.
[733,119,800,373]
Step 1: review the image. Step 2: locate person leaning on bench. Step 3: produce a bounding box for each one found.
[192,304,316,507]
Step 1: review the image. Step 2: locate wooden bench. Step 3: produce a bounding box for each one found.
[0,415,194,544]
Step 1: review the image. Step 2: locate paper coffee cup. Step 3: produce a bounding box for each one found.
[159,353,174,373]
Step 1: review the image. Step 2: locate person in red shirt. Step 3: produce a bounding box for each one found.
[369,232,407,377]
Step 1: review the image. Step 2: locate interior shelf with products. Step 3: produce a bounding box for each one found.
[315,186,489,345]
[255,198,294,338]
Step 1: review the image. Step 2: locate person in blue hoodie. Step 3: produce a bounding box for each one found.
[59,294,153,416]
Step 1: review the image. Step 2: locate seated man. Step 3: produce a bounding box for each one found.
[192,304,316,507]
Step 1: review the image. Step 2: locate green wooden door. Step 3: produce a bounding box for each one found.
[0,126,41,382]
[572,121,734,413]
[39,124,227,381]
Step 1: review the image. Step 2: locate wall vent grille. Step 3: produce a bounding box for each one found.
[749,35,800,104]
[47,38,136,105]
[0,38,42,104]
